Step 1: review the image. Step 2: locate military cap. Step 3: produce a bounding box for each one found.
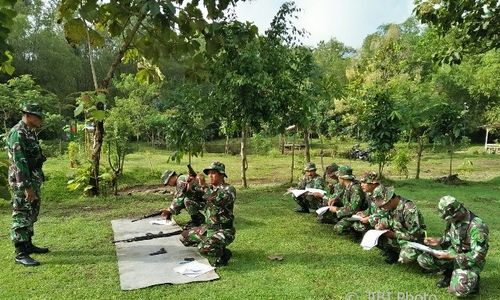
[203,161,227,177]
[373,185,395,207]
[360,171,379,184]
[325,163,339,174]
[303,162,317,172]
[337,165,355,180]
[21,102,44,119]
[161,170,176,185]
[438,195,464,221]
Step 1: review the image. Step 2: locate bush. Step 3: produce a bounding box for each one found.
[249,133,272,155]
[391,148,411,179]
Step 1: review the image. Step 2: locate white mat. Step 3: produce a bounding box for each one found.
[111,218,219,290]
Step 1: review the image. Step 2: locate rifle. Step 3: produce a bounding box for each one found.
[113,230,183,244]
[131,211,162,222]
[187,164,197,177]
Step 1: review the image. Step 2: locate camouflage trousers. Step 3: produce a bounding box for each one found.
[11,184,41,243]
[352,220,370,233]
[180,225,235,258]
[417,253,480,297]
[294,195,321,211]
[169,197,204,218]
[333,218,355,234]
[377,236,420,263]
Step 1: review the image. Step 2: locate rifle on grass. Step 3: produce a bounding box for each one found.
[131,211,162,222]
[113,230,183,243]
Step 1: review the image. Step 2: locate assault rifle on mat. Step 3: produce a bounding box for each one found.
[112,230,183,244]
[131,211,163,222]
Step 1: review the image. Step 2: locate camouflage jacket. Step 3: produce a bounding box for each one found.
[364,193,388,225]
[203,183,236,229]
[324,178,343,199]
[381,197,426,242]
[336,181,365,218]
[441,211,489,272]
[174,174,204,203]
[6,120,45,190]
[297,174,325,190]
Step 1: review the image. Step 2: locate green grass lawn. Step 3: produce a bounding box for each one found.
[1,145,499,299]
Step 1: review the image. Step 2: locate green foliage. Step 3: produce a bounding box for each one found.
[67,141,79,168]
[457,159,474,176]
[391,147,411,179]
[359,89,401,176]
[0,158,10,200]
[66,162,113,195]
[250,132,272,155]
[0,0,16,71]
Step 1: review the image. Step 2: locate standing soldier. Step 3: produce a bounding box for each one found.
[372,185,426,264]
[327,165,366,234]
[159,170,205,229]
[6,103,48,266]
[417,196,488,297]
[291,162,325,213]
[180,162,236,267]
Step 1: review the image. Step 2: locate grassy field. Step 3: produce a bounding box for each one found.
[0,144,499,299]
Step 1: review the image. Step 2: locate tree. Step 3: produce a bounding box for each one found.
[58,0,243,195]
[0,0,16,74]
[414,0,499,63]
[360,89,401,177]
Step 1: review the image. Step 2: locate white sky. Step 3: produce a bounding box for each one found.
[233,0,415,49]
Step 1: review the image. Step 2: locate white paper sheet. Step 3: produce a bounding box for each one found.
[150,219,177,226]
[405,242,448,256]
[360,229,389,250]
[305,188,326,195]
[346,215,363,221]
[315,206,330,216]
[289,189,308,197]
[174,261,216,278]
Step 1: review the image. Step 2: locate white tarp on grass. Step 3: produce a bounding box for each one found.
[111,218,219,290]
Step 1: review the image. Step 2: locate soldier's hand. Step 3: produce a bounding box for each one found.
[424,237,440,247]
[356,211,366,217]
[25,187,37,203]
[196,173,206,186]
[329,206,338,213]
[360,216,369,224]
[433,251,455,260]
[327,198,336,206]
[375,223,387,230]
[160,208,172,220]
[312,192,323,198]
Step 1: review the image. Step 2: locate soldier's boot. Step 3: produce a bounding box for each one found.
[27,239,49,254]
[14,242,40,266]
[382,249,399,264]
[470,275,480,294]
[436,269,452,288]
[214,248,232,267]
[183,214,204,230]
[294,205,309,213]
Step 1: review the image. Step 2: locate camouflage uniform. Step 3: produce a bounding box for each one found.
[7,120,45,243]
[417,196,488,297]
[162,171,205,225]
[294,162,325,211]
[6,103,47,266]
[181,162,236,266]
[352,172,386,233]
[372,185,426,263]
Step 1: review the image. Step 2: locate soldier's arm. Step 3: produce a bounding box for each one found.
[336,189,362,218]
[395,206,424,241]
[314,177,325,190]
[368,210,388,227]
[456,221,489,270]
[7,131,32,189]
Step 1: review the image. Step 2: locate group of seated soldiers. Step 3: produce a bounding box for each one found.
[290,162,489,298]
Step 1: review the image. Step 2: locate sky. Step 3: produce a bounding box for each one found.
[233,0,415,49]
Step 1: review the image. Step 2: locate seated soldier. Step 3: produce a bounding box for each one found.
[290,162,325,213]
[327,166,366,234]
[159,170,205,230]
[372,185,426,264]
[352,171,384,234]
[315,163,343,223]
[180,162,236,267]
[417,196,488,297]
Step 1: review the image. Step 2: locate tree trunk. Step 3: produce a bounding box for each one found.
[304,129,310,162]
[241,126,248,188]
[279,132,285,154]
[86,27,99,91]
[290,133,296,183]
[449,142,454,177]
[415,136,424,179]
[188,152,192,165]
[225,135,229,154]
[319,135,324,172]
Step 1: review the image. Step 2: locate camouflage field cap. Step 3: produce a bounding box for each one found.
[203,161,227,177]
[438,195,464,221]
[161,170,176,185]
[325,163,339,174]
[373,185,395,207]
[21,102,44,119]
[304,162,317,172]
[360,171,379,184]
[337,165,355,180]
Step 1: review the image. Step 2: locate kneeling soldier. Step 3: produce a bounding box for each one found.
[417,196,488,297]
[180,162,236,267]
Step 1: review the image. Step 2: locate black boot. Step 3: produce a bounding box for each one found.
[183,214,204,230]
[14,242,40,266]
[470,275,480,294]
[27,239,49,254]
[294,206,309,213]
[382,249,399,264]
[436,269,452,288]
[214,248,232,267]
